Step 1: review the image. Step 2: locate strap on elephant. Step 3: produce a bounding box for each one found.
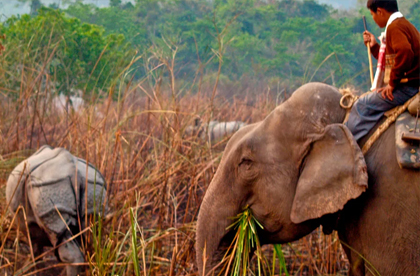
[339,88,420,155]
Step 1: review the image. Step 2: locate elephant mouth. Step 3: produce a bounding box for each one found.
[250,212,284,240]
[207,222,268,275]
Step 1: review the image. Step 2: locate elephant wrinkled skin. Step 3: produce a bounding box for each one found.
[196,82,420,276]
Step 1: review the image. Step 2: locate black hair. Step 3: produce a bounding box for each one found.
[367,0,399,13]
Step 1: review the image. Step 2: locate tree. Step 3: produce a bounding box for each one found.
[110,0,122,7]
[407,1,420,29]
[17,0,43,15]
[58,0,420,89]
[48,3,60,9]
[0,8,136,97]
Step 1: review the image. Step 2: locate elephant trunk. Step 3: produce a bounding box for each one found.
[196,185,240,275]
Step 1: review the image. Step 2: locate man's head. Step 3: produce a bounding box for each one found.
[367,0,399,28]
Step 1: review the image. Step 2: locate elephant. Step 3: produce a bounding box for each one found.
[6,145,107,276]
[196,82,420,276]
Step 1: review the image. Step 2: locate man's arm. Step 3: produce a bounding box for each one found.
[388,25,415,88]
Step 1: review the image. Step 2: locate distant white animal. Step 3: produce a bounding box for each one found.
[6,145,107,276]
[185,119,247,142]
[52,94,85,113]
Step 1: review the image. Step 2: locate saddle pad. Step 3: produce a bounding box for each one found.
[395,112,420,169]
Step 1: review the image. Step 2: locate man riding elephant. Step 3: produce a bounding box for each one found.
[196,82,420,276]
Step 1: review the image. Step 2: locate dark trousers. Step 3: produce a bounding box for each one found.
[345,86,419,141]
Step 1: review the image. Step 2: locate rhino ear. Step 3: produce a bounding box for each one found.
[291,124,368,224]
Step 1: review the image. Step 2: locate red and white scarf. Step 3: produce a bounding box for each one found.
[371,12,404,91]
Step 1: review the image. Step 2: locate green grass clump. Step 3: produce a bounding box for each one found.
[225,207,264,276]
[224,207,289,276]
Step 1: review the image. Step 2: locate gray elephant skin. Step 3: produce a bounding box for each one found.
[6,145,107,276]
[196,82,420,276]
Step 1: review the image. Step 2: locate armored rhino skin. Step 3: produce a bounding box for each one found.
[185,119,247,142]
[6,145,107,276]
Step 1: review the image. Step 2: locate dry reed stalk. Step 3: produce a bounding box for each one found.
[0,50,350,276]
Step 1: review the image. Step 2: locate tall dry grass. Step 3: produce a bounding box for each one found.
[0,32,350,276]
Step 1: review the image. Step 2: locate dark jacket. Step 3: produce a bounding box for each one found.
[371,17,420,88]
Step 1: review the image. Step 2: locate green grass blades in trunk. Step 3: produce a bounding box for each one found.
[222,207,289,276]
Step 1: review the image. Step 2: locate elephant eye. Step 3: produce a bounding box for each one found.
[238,157,253,168]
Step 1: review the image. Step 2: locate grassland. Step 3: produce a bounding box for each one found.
[0,21,354,273]
[0,71,353,275]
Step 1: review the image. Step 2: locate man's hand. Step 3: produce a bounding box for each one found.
[376,84,394,101]
[363,31,378,47]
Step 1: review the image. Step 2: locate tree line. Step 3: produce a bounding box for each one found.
[1,0,419,97]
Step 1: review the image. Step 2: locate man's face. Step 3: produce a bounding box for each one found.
[370,8,388,28]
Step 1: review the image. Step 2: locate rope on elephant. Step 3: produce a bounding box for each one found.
[339,88,420,155]
[339,88,370,124]
[361,92,420,154]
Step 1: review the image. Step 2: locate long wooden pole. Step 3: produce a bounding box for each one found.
[363,16,374,85]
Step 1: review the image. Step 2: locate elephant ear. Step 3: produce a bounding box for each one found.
[290,124,368,224]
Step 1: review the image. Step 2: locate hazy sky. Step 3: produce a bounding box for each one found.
[318,0,358,9]
[1,0,359,20]
[1,0,113,19]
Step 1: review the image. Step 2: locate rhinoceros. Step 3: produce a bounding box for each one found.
[185,118,247,143]
[6,145,107,276]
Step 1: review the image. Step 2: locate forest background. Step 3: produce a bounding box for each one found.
[1,0,419,99]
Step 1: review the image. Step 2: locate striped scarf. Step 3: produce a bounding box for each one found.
[371,12,404,91]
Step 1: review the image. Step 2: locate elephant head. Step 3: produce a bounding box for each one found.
[196,82,368,275]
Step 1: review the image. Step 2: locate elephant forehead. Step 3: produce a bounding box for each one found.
[230,132,276,161]
[285,84,343,120]
[289,82,341,103]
